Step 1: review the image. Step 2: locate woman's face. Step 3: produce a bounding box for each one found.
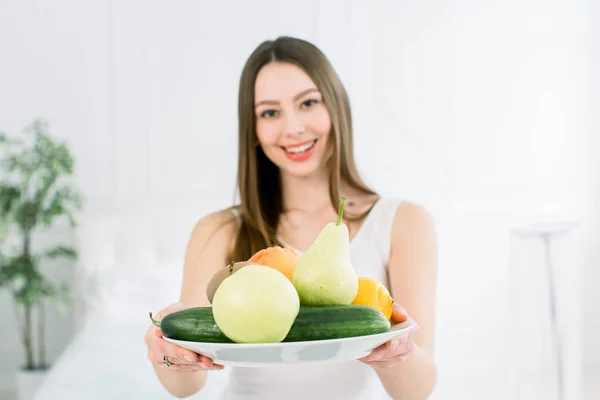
[254,61,332,178]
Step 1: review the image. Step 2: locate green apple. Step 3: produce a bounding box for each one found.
[212,264,300,343]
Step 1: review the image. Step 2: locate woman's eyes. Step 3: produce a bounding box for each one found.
[301,99,318,108]
[260,109,278,118]
[258,99,319,118]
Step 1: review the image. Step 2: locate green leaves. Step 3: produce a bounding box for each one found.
[0,132,23,146]
[0,184,20,216]
[0,255,29,287]
[0,245,76,308]
[41,185,82,228]
[0,118,83,365]
[44,245,78,261]
[0,119,82,230]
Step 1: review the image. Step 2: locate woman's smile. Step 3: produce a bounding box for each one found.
[281,139,318,161]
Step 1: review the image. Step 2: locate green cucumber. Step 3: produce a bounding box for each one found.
[150,308,234,343]
[150,304,390,343]
[283,305,391,342]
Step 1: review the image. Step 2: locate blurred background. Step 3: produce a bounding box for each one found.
[0,0,597,399]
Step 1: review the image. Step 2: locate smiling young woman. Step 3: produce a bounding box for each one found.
[233,37,381,262]
[144,36,438,400]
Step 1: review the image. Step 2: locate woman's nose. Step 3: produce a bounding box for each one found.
[284,112,305,136]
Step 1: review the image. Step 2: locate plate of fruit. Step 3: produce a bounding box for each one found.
[150,197,415,367]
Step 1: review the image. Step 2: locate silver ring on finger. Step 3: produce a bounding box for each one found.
[163,355,173,367]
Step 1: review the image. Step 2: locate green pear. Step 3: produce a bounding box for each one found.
[292,197,359,305]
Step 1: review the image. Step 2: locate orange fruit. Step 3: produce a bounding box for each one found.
[351,277,394,320]
[247,246,299,281]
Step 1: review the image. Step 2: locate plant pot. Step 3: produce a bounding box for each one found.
[16,368,48,400]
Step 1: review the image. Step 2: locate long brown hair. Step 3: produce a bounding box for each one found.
[230,36,378,262]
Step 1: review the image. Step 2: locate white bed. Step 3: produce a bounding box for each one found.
[32,211,231,399]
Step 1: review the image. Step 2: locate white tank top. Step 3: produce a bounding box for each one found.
[217,197,403,400]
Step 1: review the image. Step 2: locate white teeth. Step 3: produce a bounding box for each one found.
[285,140,317,154]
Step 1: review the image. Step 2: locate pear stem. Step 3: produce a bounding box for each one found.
[337,197,346,226]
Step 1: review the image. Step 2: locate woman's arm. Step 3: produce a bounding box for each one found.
[150,209,238,398]
[374,201,438,400]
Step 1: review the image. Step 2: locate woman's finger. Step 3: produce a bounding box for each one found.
[155,338,224,369]
[160,357,224,371]
[359,337,415,363]
[144,303,226,372]
[157,338,202,363]
[150,304,206,363]
[366,356,408,369]
[391,303,409,324]
[359,344,390,362]
[360,347,411,365]
[149,351,224,370]
[148,351,196,365]
[146,325,220,368]
[156,358,206,372]
[197,355,225,369]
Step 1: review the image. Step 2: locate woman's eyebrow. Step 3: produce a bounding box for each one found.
[255,88,320,108]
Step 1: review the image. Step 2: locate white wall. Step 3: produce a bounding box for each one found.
[0,0,595,397]
[584,0,600,373]
[0,0,112,392]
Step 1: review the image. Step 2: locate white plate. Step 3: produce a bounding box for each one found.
[164,321,416,367]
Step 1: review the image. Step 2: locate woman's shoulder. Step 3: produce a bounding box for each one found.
[364,197,435,269]
[194,205,240,229]
[387,200,436,251]
[361,193,432,221]
[187,205,241,249]
[366,196,434,241]
[390,200,435,227]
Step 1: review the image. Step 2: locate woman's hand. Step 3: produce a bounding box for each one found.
[144,302,224,372]
[358,303,419,369]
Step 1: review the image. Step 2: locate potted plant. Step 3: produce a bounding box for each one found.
[0,119,82,400]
